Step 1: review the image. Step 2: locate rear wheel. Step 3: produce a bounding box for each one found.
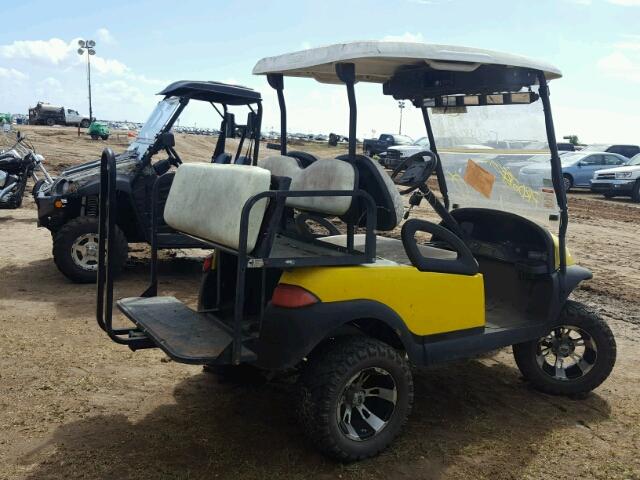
[513,301,616,396]
[53,216,128,283]
[101,134,109,140]
[563,174,573,192]
[80,119,90,128]
[297,336,413,461]
[90,134,99,140]
[46,118,55,126]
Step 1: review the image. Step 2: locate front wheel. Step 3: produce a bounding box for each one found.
[80,119,90,128]
[297,336,413,461]
[513,300,616,396]
[563,174,573,192]
[101,134,109,140]
[53,216,128,283]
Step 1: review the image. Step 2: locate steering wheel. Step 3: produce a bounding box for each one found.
[390,150,438,195]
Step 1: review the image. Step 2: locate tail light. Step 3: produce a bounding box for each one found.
[271,284,319,308]
[202,253,214,272]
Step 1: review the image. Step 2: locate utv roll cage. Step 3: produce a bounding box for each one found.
[144,80,264,166]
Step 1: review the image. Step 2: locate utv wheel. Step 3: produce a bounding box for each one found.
[101,134,109,140]
[632,180,640,203]
[563,174,573,192]
[32,179,46,198]
[80,119,90,128]
[513,300,616,396]
[53,216,128,283]
[90,134,99,140]
[297,336,413,462]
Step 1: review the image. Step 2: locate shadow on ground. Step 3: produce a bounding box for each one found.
[19,360,611,480]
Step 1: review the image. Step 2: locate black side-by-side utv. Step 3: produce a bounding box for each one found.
[35,81,263,282]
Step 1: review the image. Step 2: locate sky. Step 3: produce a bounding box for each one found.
[1,0,639,144]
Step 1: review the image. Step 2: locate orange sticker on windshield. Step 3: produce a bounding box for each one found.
[464,159,495,198]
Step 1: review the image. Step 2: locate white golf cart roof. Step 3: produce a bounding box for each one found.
[253,41,562,84]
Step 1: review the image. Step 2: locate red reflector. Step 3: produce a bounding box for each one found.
[202,254,214,272]
[271,284,319,308]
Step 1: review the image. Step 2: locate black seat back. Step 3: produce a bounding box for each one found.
[212,152,232,164]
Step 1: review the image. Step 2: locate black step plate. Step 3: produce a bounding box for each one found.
[117,296,245,364]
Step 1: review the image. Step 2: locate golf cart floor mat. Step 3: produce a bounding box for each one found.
[117,296,255,364]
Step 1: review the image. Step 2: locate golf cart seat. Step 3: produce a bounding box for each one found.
[163,162,273,252]
[212,152,232,164]
[259,154,404,229]
[260,155,356,215]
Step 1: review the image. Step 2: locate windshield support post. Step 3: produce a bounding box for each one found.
[141,96,188,167]
[537,72,568,275]
[335,63,357,160]
[213,104,228,159]
[267,74,287,156]
[420,104,450,209]
[252,102,263,166]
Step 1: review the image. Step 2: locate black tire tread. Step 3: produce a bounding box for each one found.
[53,216,127,283]
[631,180,640,203]
[297,336,413,462]
[513,300,616,396]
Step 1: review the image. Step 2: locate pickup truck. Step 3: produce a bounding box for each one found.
[590,153,640,201]
[28,102,91,128]
[362,133,413,157]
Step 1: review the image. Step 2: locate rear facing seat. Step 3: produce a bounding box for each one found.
[163,163,271,253]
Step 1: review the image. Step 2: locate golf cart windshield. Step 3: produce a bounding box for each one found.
[128,96,181,157]
[430,97,560,225]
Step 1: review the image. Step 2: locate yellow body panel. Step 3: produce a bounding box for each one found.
[280,265,485,336]
[551,234,575,268]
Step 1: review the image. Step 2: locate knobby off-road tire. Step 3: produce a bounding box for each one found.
[53,216,128,283]
[297,336,413,462]
[513,300,616,396]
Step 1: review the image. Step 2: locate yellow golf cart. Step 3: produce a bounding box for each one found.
[97,41,616,461]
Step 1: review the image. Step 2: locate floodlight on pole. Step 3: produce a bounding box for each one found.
[398,100,405,135]
[77,39,96,124]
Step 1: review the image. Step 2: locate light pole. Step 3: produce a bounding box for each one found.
[77,39,96,123]
[398,100,405,135]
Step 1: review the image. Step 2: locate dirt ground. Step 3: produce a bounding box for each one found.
[1,126,639,479]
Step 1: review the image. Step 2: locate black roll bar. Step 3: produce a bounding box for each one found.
[335,63,357,160]
[267,73,287,156]
[537,72,568,275]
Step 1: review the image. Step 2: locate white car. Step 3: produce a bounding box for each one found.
[590,153,640,201]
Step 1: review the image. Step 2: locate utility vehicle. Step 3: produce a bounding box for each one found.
[88,121,110,140]
[37,80,263,282]
[97,41,616,462]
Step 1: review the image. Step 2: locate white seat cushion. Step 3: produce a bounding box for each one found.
[164,163,271,252]
[259,156,356,215]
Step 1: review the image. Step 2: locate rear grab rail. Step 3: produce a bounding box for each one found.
[96,148,153,348]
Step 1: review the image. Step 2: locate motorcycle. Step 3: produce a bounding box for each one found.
[0,133,53,209]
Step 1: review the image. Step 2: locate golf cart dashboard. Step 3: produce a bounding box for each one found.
[450,208,555,274]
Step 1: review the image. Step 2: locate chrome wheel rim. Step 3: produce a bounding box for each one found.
[337,367,397,441]
[536,325,597,381]
[71,233,99,271]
